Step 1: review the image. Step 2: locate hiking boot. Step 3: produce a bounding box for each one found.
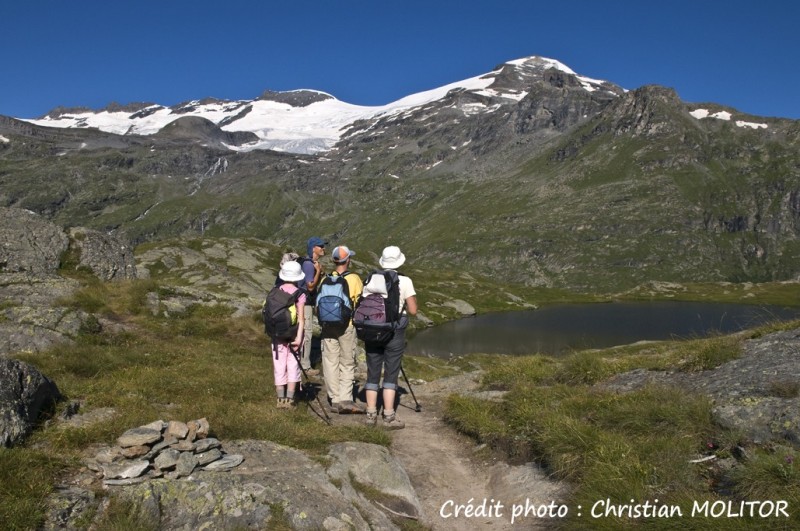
[277,397,296,409]
[337,401,365,415]
[381,412,405,430]
[364,410,378,427]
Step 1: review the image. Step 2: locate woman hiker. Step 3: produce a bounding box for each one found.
[363,246,418,429]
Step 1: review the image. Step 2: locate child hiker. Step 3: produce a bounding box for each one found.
[271,260,306,409]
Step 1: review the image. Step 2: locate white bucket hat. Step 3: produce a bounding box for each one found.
[379,246,406,269]
[278,260,305,282]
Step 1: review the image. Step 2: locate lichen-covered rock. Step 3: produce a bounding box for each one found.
[42,486,96,531]
[67,227,137,281]
[713,397,800,445]
[0,209,105,357]
[102,440,393,530]
[599,327,800,447]
[328,441,422,520]
[0,207,68,276]
[0,358,61,447]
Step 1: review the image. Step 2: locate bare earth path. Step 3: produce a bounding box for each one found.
[328,371,567,530]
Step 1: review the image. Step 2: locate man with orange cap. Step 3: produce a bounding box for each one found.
[320,245,364,414]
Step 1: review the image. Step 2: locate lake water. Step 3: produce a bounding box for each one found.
[406,301,800,357]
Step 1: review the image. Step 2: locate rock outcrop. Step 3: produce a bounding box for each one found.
[67,227,137,281]
[0,358,62,447]
[600,327,800,447]
[0,207,68,276]
[46,439,419,530]
[0,208,136,356]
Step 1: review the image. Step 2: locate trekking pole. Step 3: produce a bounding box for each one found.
[288,345,331,424]
[399,365,422,412]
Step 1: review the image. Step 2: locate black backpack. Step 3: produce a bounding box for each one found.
[353,270,404,345]
[316,272,353,330]
[263,286,301,340]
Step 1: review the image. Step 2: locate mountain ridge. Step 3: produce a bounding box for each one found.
[1,55,798,292]
[20,56,626,154]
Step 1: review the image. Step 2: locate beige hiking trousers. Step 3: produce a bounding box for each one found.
[321,324,358,404]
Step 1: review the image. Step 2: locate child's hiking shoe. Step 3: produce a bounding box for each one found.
[381,412,405,430]
[276,397,296,409]
[364,410,378,427]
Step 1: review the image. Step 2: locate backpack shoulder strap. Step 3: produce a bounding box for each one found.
[278,284,301,302]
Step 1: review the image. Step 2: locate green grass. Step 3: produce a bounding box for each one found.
[3,278,391,529]
[445,320,800,529]
[0,449,70,531]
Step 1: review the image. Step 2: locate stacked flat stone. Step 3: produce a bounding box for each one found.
[94,418,244,486]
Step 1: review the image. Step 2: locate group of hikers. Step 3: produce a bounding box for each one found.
[266,237,417,430]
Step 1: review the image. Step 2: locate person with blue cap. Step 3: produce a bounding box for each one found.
[299,236,327,375]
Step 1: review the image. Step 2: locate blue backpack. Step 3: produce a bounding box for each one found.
[316,272,353,329]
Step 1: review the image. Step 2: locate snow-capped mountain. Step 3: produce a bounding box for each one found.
[24,56,622,155]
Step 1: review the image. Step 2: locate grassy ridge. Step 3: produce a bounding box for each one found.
[444,322,800,530]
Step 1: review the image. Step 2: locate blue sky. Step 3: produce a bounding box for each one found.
[3,1,798,119]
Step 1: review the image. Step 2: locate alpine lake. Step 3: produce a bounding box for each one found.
[406,301,800,358]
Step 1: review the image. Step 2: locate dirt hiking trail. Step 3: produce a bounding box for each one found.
[324,371,567,530]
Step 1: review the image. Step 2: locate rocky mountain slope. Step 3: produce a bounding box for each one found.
[1,56,798,291]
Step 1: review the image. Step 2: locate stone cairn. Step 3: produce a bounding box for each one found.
[92,418,244,486]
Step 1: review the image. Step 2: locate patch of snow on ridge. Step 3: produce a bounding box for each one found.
[474,88,529,101]
[0,134,9,143]
[691,109,768,130]
[736,121,768,129]
[690,108,731,120]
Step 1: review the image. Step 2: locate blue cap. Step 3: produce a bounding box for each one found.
[307,236,328,256]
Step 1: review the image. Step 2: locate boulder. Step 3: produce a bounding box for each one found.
[443,299,476,316]
[0,358,62,447]
[328,441,422,520]
[0,209,119,357]
[0,207,68,276]
[67,227,137,281]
